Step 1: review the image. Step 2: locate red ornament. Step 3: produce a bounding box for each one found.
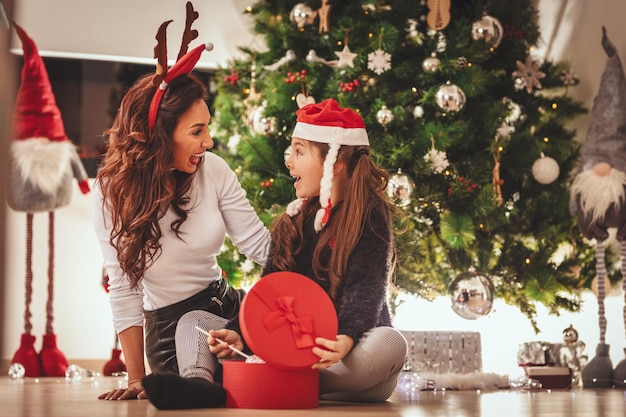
[224,69,240,86]
[284,70,307,84]
[339,78,360,93]
[503,24,524,41]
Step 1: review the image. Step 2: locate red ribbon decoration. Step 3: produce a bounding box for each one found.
[321,199,333,227]
[263,296,315,349]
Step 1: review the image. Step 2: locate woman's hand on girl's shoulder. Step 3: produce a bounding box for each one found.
[311,334,354,369]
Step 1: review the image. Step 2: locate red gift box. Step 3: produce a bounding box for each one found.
[223,271,338,409]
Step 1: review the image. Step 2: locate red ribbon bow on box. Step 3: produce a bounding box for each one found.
[263,296,315,349]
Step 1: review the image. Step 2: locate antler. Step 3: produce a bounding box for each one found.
[153,20,172,86]
[176,1,199,61]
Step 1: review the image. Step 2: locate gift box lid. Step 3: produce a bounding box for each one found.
[239,271,338,370]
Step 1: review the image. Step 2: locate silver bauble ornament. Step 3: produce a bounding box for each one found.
[376,105,394,126]
[249,102,277,135]
[413,105,424,119]
[448,269,494,319]
[471,14,503,48]
[422,53,440,73]
[8,363,25,379]
[435,82,466,113]
[387,169,414,206]
[289,3,316,28]
[532,153,560,185]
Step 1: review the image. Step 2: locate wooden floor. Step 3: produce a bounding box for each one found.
[0,376,624,417]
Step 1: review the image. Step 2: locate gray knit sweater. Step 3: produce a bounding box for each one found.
[261,200,393,344]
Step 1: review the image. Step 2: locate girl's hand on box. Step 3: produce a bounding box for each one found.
[311,334,354,369]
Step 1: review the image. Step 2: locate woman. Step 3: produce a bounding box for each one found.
[93,68,270,404]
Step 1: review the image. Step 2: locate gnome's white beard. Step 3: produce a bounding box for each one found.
[571,168,626,223]
[11,138,72,195]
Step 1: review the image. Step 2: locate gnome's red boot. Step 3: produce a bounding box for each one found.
[11,333,42,377]
[103,348,126,376]
[39,333,69,377]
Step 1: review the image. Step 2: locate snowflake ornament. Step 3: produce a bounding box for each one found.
[367,48,392,75]
[560,69,579,86]
[424,148,449,174]
[496,121,514,139]
[512,57,546,94]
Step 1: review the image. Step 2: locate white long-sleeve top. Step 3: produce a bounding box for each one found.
[92,152,270,333]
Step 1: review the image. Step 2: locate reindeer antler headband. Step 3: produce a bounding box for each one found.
[148,1,213,131]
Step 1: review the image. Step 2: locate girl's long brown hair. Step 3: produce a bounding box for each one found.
[96,73,207,289]
[268,142,395,300]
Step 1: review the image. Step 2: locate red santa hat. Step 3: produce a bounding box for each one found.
[9,22,90,199]
[11,22,68,142]
[288,99,369,231]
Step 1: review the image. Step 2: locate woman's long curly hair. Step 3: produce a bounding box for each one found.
[96,73,207,289]
[268,142,395,300]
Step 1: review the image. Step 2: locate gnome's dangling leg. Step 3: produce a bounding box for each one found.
[612,240,626,387]
[38,211,69,377]
[582,241,614,387]
[10,213,42,377]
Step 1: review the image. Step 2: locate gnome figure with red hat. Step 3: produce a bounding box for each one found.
[7,23,90,377]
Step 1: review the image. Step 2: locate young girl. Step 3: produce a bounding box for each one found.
[208,98,408,402]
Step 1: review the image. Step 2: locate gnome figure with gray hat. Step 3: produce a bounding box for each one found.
[8,22,90,377]
[569,26,626,388]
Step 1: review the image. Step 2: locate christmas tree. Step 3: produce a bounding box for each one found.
[211,0,606,332]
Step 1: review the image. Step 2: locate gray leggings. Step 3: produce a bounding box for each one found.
[175,310,407,403]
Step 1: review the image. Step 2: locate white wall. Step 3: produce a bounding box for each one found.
[10,0,264,70]
[3,0,626,376]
